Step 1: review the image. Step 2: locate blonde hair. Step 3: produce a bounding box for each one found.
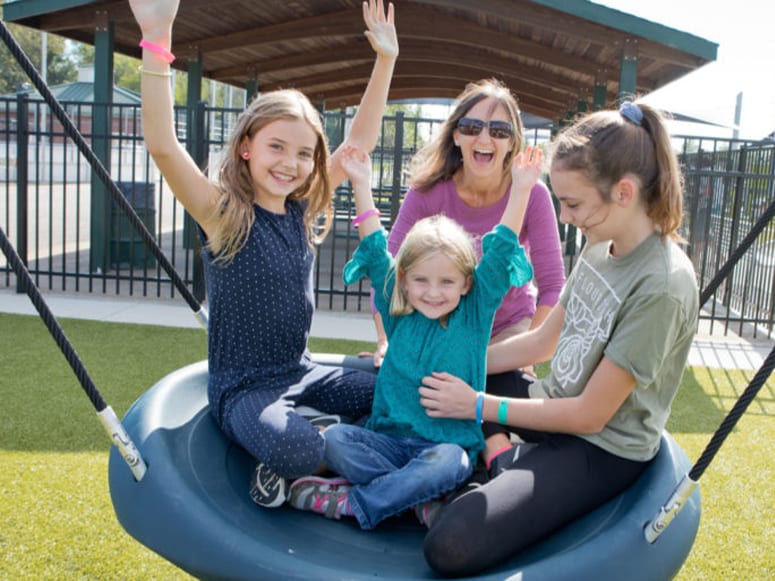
[389,215,477,321]
[208,89,332,263]
[408,79,524,192]
[550,101,684,240]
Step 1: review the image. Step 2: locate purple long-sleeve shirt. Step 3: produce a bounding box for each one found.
[384,179,565,336]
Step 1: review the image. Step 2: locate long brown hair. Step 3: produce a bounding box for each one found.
[208,89,332,263]
[408,79,524,192]
[550,101,684,240]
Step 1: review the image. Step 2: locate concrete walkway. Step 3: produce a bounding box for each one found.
[1,289,772,371]
[0,289,377,340]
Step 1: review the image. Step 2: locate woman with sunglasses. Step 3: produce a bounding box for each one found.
[367,78,565,471]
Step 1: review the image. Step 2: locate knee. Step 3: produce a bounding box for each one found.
[260,425,326,479]
[269,442,325,479]
[322,423,348,446]
[434,444,471,479]
[423,518,479,577]
[321,423,354,467]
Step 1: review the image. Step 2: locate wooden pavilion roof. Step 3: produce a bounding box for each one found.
[3,0,717,121]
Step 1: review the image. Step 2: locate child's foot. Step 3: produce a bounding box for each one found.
[288,476,351,519]
[308,414,343,430]
[413,500,444,529]
[249,461,287,508]
[296,407,345,430]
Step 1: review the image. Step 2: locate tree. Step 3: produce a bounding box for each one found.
[0,23,77,94]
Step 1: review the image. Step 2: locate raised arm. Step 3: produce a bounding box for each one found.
[129,0,216,229]
[329,0,398,188]
[340,147,381,239]
[499,146,543,235]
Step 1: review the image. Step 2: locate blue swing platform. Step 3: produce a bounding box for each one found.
[108,356,701,580]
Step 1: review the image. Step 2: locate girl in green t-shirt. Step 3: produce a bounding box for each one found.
[418,101,699,577]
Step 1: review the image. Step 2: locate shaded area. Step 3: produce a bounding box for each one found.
[3,0,717,120]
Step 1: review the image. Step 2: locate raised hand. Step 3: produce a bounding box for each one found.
[128,0,179,36]
[340,146,372,191]
[362,0,398,60]
[511,145,544,193]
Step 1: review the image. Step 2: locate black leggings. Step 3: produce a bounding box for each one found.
[423,371,648,578]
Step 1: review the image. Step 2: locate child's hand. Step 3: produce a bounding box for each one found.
[362,0,398,60]
[511,146,544,194]
[129,0,178,36]
[340,146,372,190]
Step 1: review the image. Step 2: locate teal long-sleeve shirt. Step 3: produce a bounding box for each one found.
[343,225,533,461]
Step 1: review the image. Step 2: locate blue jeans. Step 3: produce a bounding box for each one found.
[323,423,473,530]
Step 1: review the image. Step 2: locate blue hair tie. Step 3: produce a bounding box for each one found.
[619,101,643,126]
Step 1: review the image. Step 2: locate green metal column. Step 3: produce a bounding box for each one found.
[593,73,607,111]
[577,96,588,114]
[184,53,206,300]
[186,54,204,156]
[183,53,203,251]
[618,38,638,104]
[246,69,258,103]
[89,10,114,272]
[562,105,575,128]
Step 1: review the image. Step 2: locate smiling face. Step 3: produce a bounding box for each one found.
[453,97,515,181]
[400,252,472,321]
[242,118,318,212]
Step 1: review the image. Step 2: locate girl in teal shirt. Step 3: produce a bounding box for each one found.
[287,145,542,529]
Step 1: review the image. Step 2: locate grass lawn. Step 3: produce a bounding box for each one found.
[1,312,773,579]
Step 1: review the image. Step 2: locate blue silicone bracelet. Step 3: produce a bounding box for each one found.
[475,393,484,424]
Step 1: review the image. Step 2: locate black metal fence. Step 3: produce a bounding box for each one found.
[1,96,774,338]
[678,137,775,338]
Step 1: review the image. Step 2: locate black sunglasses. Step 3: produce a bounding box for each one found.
[456,117,514,140]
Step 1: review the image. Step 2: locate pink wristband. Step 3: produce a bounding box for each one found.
[352,208,380,227]
[139,39,175,64]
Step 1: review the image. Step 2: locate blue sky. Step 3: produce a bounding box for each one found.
[595,0,775,139]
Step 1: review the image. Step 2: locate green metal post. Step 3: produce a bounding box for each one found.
[181,54,207,299]
[618,38,638,104]
[183,53,203,252]
[89,11,114,273]
[593,74,607,110]
[246,71,258,103]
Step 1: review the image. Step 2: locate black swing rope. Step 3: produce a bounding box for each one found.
[645,197,775,542]
[0,222,146,479]
[0,18,211,481]
[2,16,774,540]
[0,18,208,328]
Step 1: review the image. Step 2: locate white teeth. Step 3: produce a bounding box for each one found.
[271,172,295,182]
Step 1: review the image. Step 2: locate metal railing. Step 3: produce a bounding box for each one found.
[678,137,775,338]
[1,96,773,337]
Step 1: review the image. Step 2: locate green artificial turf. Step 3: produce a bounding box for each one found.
[1,312,773,579]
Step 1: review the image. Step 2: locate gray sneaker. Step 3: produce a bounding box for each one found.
[249,462,287,508]
[288,475,351,520]
[248,413,342,508]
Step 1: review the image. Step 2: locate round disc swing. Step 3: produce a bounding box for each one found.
[4,19,772,580]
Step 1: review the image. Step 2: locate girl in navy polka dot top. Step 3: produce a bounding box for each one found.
[130,0,398,508]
